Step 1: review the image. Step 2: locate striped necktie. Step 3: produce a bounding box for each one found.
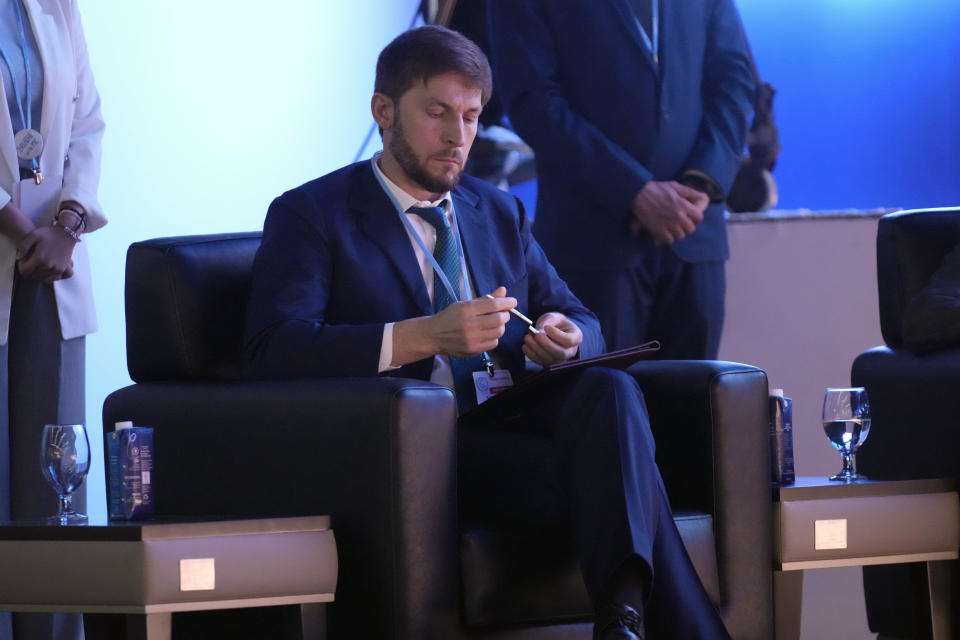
[409,204,483,414]
[410,205,461,311]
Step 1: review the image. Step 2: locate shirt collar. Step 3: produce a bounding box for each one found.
[371,152,451,214]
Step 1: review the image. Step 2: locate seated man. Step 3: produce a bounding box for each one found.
[243,25,728,640]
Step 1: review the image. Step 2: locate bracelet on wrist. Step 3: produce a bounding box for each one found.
[51,218,81,242]
[55,207,87,233]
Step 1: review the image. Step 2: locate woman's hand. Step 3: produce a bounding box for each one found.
[17,225,76,282]
[0,199,35,244]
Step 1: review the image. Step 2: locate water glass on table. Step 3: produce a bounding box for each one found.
[40,423,90,524]
[822,387,871,482]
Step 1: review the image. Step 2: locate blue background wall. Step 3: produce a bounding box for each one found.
[737,0,960,210]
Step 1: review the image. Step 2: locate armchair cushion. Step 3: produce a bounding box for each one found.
[459,513,719,628]
[124,233,260,382]
[874,208,960,349]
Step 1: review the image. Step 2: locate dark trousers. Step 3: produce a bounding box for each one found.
[0,275,85,640]
[459,367,729,638]
[559,249,725,359]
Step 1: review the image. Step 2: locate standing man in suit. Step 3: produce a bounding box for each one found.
[244,25,729,639]
[487,0,756,357]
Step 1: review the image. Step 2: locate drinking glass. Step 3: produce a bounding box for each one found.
[40,424,90,524]
[822,387,871,482]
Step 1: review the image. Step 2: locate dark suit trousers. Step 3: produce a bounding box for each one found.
[559,248,726,358]
[459,367,728,638]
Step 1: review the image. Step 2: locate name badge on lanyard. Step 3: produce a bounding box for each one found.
[472,368,514,405]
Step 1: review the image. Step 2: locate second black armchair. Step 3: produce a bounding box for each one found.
[853,208,960,638]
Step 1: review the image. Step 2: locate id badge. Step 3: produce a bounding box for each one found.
[14,174,62,224]
[473,368,514,405]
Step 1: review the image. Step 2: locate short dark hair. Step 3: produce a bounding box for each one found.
[375,25,492,106]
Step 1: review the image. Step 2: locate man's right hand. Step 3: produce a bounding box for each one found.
[391,287,516,366]
[429,287,515,357]
[629,180,708,245]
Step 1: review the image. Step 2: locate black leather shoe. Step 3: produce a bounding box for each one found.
[593,602,645,640]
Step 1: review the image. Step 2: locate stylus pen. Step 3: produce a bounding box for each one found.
[484,294,541,334]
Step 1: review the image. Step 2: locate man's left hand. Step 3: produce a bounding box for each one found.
[523,312,583,366]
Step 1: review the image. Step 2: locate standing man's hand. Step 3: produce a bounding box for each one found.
[523,311,583,366]
[629,180,708,244]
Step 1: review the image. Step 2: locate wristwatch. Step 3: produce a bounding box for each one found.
[679,170,724,203]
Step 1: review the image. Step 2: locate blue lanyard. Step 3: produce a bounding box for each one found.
[0,0,40,172]
[635,0,660,66]
[0,0,39,172]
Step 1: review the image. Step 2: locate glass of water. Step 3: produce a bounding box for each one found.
[40,424,90,524]
[822,387,871,482]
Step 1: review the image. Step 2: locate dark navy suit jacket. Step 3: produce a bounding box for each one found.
[243,161,604,382]
[487,0,755,268]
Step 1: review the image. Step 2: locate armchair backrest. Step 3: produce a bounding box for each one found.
[877,208,960,348]
[124,233,262,382]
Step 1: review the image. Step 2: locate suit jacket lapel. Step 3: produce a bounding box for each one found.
[349,165,433,315]
[452,184,492,298]
[607,0,658,71]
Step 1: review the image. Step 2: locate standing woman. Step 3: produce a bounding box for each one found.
[0,0,104,638]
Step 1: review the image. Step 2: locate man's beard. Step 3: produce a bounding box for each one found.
[389,116,463,195]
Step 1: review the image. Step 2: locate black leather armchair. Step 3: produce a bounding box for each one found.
[103,233,774,639]
[852,208,960,638]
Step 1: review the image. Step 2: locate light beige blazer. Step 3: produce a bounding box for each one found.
[0,0,105,344]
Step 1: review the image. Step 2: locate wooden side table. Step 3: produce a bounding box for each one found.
[0,515,337,640]
[773,477,959,640]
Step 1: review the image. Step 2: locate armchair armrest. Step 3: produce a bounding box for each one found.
[853,345,960,480]
[103,376,459,640]
[627,359,772,639]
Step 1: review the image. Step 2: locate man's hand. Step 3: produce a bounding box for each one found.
[392,286,516,366]
[629,180,709,244]
[429,287,516,357]
[17,226,76,283]
[523,311,583,366]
